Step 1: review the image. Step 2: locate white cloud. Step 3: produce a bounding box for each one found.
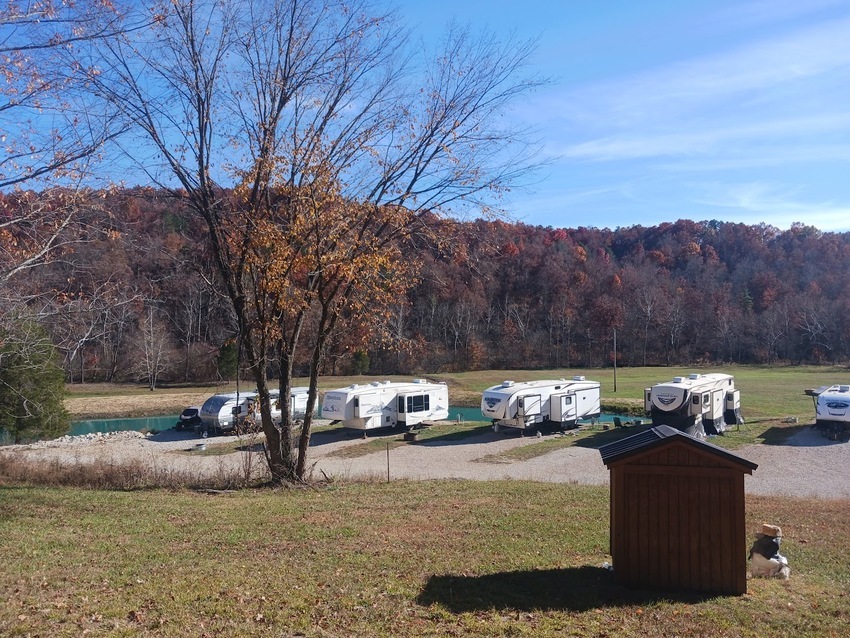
[558,113,850,161]
[547,15,850,132]
[708,0,850,30]
[693,181,850,231]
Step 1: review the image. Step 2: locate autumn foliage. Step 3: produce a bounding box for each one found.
[3,193,848,380]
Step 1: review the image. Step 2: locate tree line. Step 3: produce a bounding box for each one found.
[6,188,849,382]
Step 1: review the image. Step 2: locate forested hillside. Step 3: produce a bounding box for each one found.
[5,189,849,382]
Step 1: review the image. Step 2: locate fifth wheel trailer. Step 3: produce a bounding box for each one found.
[320,379,449,430]
[480,377,601,432]
[644,373,743,437]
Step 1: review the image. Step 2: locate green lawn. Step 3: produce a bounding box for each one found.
[430,364,844,418]
[7,366,850,636]
[1,482,848,637]
[65,364,847,418]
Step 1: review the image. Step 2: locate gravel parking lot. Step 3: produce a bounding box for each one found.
[5,421,849,499]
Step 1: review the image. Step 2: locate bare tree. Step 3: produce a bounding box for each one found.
[136,304,176,390]
[79,0,543,483]
[0,1,137,188]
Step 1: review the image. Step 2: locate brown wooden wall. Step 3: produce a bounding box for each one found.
[609,442,748,595]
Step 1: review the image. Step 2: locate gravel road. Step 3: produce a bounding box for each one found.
[4,423,849,499]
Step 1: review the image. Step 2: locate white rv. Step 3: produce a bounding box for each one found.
[270,387,310,420]
[644,373,743,437]
[806,384,850,427]
[480,377,601,432]
[320,379,449,430]
[199,386,309,435]
[199,391,257,434]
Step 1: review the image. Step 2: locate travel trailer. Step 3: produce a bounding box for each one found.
[198,386,309,435]
[480,377,601,432]
[270,387,310,420]
[644,373,743,437]
[198,391,257,434]
[805,384,850,427]
[320,379,449,430]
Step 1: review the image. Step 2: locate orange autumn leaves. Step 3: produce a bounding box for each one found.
[227,175,420,353]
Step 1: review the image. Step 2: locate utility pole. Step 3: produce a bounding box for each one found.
[613,328,618,393]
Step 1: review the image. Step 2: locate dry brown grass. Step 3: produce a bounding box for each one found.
[64,383,229,419]
[0,451,260,491]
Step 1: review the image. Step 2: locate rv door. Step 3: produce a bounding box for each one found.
[690,393,704,416]
[711,390,724,419]
[517,394,542,417]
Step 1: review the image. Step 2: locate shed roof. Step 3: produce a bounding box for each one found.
[598,424,758,472]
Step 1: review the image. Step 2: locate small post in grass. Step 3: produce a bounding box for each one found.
[386,442,390,483]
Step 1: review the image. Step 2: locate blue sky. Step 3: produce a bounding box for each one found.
[394,0,850,232]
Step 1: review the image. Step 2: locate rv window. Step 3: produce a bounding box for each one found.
[692,395,700,405]
[406,394,430,413]
[703,394,710,405]
[565,396,573,405]
[354,398,359,409]
[397,396,405,413]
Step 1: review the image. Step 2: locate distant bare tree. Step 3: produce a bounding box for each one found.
[136,304,177,391]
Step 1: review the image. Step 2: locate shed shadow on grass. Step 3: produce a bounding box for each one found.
[417,566,719,613]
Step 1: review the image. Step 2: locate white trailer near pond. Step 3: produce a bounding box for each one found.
[198,386,309,435]
[320,379,450,430]
[480,377,601,432]
[644,372,743,438]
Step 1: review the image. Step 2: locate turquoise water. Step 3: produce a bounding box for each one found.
[64,407,632,438]
[70,414,180,436]
[447,406,630,423]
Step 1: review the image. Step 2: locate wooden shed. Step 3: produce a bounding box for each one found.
[599,425,758,595]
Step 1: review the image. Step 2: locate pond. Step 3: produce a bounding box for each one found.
[67,407,633,437]
[449,406,632,424]
[70,414,180,437]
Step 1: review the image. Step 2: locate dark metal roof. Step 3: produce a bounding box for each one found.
[598,424,758,472]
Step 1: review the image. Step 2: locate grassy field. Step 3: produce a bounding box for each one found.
[64,364,846,419]
[1,482,848,637]
[4,365,850,635]
[429,364,844,418]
